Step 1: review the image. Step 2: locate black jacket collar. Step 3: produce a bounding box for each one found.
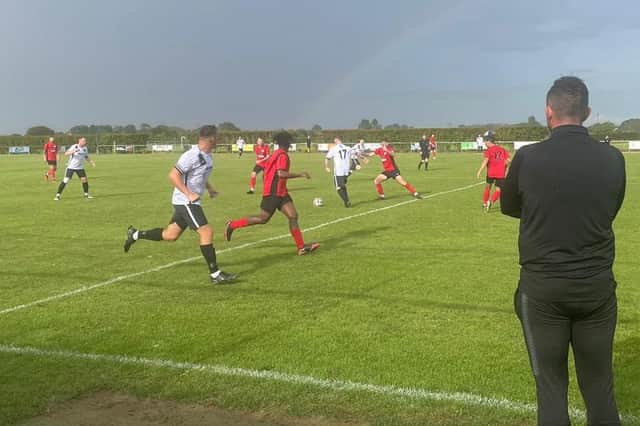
[550,124,588,136]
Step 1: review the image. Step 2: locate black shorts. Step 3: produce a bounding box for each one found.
[486,176,505,187]
[47,160,57,166]
[382,169,401,180]
[420,152,429,160]
[252,164,264,174]
[65,168,87,179]
[333,175,349,188]
[260,194,293,215]
[170,204,209,230]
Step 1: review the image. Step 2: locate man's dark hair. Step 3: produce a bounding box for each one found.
[546,76,589,121]
[273,131,293,148]
[199,125,217,139]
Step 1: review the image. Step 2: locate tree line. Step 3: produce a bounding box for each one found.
[20,117,640,139]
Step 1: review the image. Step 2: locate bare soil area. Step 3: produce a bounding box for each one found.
[18,392,367,426]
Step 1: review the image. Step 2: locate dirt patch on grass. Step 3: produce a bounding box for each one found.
[19,392,366,426]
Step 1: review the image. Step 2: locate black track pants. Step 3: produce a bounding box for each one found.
[514,289,620,426]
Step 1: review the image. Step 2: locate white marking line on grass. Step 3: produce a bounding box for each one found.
[0,182,482,316]
[1,344,637,422]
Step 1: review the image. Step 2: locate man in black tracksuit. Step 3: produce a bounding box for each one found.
[418,134,429,170]
[501,76,626,426]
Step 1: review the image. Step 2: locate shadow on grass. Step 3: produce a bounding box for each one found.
[93,191,160,199]
[198,226,514,316]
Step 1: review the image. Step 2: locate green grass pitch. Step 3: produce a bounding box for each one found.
[0,150,638,425]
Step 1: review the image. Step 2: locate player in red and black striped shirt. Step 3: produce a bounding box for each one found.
[226,131,319,256]
[476,131,510,212]
[247,137,270,194]
[43,136,59,181]
[368,139,421,199]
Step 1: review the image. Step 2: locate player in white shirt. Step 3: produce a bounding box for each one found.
[123,125,236,285]
[325,137,360,207]
[236,136,245,157]
[54,137,96,200]
[350,138,368,171]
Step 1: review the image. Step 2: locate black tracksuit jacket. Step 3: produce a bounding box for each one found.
[501,125,626,301]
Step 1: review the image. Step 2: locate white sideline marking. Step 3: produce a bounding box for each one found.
[1,344,637,422]
[0,343,549,417]
[0,182,482,316]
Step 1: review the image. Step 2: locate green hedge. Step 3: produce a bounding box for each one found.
[3,126,638,152]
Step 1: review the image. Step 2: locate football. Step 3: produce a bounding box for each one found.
[313,197,324,207]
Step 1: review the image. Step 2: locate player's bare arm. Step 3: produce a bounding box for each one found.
[169,168,200,202]
[206,182,218,198]
[324,158,331,173]
[277,170,311,179]
[476,159,488,179]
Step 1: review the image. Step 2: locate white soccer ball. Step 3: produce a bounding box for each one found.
[313,197,324,207]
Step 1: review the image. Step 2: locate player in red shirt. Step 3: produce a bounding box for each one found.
[368,139,421,199]
[43,136,59,181]
[429,133,437,159]
[247,137,270,194]
[476,131,510,212]
[226,131,320,256]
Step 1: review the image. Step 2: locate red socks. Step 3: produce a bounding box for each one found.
[230,218,249,229]
[403,183,416,193]
[483,187,491,204]
[249,176,256,190]
[375,183,384,196]
[290,228,305,249]
[490,189,501,203]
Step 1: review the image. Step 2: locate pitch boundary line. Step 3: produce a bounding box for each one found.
[2,344,637,422]
[0,182,482,316]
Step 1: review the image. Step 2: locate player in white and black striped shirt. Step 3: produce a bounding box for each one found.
[54,137,95,200]
[123,125,236,285]
[325,137,361,207]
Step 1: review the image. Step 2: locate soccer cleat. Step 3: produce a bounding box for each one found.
[84,194,93,199]
[413,192,423,199]
[246,189,254,194]
[211,270,237,284]
[378,194,386,200]
[344,201,351,208]
[54,194,60,201]
[225,221,234,242]
[485,200,492,212]
[298,242,320,256]
[123,226,137,253]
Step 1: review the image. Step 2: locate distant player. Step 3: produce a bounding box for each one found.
[225,131,319,256]
[368,139,421,199]
[325,137,357,207]
[418,134,429,171]
[43,136,59,181]
[476,134,486,152]
[350,138,367,171]
[429,133,437,159]
[54,137,95,200]
[247,137,270,194]
[476,130,510,211]
[123,125,236,285]
[306,134,312,153]
[236,136,245,157]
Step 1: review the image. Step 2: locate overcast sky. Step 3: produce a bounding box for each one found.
[1,0,639,134]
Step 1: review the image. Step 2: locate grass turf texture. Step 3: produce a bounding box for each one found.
[0,151,638,425]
